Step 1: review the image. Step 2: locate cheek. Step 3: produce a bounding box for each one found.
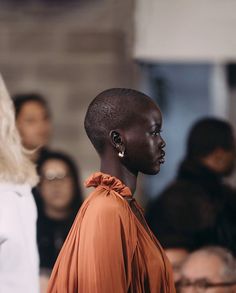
[61,181,75,198]
[137,139,157,160]
[126,136,155,161]
[40,182,74,206]
[215,288,227,293]
[19,124,39,140]
[39,183,53,200]
[45,122,52,135]
[17,124,30,137]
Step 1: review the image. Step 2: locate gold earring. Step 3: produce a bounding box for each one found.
[118,150,124,158]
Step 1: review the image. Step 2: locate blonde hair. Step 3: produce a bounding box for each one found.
[0,74,38,186]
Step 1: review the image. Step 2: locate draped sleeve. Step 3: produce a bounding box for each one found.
[47,172,137,293]
[77,193,137,292]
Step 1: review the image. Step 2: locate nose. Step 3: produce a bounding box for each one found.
[160,137,166,149]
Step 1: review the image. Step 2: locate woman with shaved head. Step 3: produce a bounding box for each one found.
[47,88,175,293]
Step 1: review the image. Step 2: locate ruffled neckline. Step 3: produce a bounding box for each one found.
[85,172,132,197]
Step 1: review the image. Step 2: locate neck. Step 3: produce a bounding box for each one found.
[29,151,39,162]
[25,146,41,163]
[100,150,138,194]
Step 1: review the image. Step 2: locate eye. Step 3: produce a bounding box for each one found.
[151,129,162,136]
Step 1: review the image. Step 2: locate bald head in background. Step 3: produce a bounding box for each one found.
[178,247,236,293]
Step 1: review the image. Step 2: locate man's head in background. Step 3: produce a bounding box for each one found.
[177,246,236,293]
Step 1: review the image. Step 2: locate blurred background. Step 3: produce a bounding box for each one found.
[1,0,236,203]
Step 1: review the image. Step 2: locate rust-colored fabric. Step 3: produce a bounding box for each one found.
[47,172,176,293]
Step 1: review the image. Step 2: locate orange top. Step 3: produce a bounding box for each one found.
[47,172,176,293]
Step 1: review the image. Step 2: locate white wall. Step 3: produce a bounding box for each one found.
[134,0,236,62]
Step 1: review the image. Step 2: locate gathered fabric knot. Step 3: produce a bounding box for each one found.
[85,172,132,198]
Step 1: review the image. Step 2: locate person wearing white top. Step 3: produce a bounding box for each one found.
[0,74,39,293]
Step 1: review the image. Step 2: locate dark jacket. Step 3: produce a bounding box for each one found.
[145,159,236,254]
[37,209,75,269]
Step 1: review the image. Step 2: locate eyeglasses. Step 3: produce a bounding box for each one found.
[41,172,71,182]
[176,278,236,292]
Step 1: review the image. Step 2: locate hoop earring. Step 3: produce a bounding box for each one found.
[118,150,124,158]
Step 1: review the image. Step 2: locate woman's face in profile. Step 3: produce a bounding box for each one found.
[123,102,166,175]
[39,159,75,213]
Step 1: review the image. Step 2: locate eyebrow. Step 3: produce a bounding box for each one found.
[150,123,162,129]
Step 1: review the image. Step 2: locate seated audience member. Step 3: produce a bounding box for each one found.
[36,151,83,273]
[0,75,39,293]
[176,246,236,293]
[146,118,236,255]
[12,93,52,162]
[165,248,189,283]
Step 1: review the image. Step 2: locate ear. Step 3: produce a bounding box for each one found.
[109,130,123,148]
[109,130,126,158]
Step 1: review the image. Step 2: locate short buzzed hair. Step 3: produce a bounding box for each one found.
[84,88,153,154]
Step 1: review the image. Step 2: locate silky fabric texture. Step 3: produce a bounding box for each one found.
[47,172,175,293]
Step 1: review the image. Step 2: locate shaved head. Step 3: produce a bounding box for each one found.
[84,88,155,154]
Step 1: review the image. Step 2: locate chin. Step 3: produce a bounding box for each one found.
[151,169,161,175]
[144,165,161,175]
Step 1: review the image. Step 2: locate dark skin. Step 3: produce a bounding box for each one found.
[100,99,166,194]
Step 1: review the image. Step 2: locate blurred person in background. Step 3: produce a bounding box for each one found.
[13,94,84,292]
[176,246,236,293]
[13,93,52,163]
[36,151,83,291]
[146,118,236,255]
[0,75,39,292]
[165,248,189,283]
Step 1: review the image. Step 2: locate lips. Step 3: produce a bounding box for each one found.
[158,149,165,164]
